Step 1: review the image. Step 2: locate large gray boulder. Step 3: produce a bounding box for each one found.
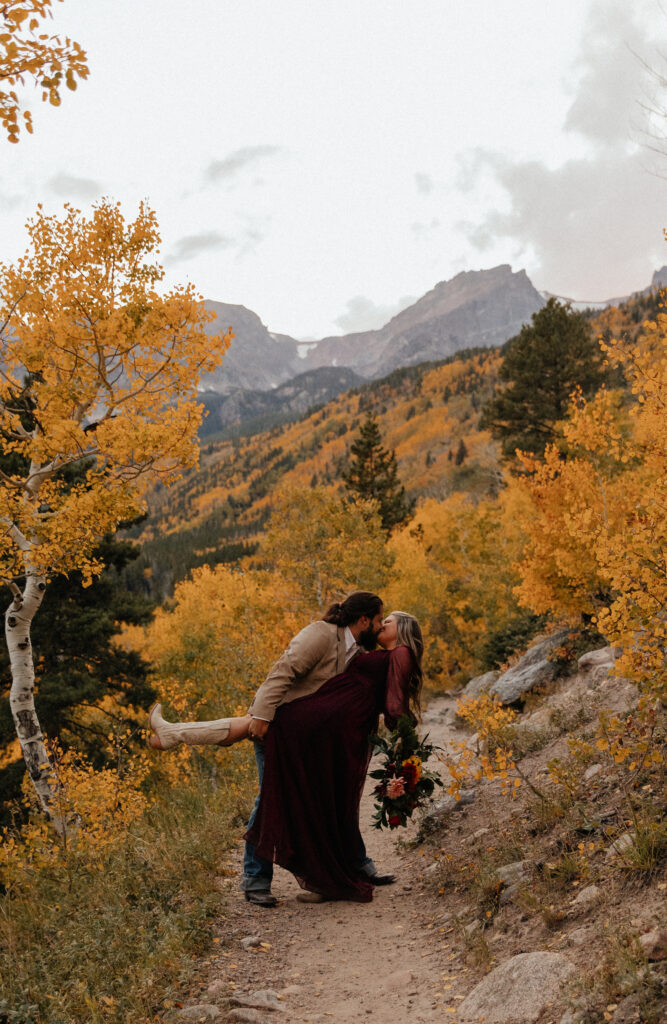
[462,669,500,698]
[457,951,576,1022]
[489,630,571,704]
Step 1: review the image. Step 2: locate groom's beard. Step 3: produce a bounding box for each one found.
[357,626,380,651]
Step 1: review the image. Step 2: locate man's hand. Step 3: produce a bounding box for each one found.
[248,717,270,740]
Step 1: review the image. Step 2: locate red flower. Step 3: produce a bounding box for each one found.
[400,762,419,792]
[388,814,401,828]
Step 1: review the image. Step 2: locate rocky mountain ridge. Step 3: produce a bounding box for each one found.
[199,264,667,405]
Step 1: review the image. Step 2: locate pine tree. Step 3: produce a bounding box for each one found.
[342,415,414,532]
[480,298,606,460]
[454,439,468,466]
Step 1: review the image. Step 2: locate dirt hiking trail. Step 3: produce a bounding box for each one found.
[198,695,474,1024]
[166,653,666,1024]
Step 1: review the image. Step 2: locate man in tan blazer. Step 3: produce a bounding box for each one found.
[243,590,392,907]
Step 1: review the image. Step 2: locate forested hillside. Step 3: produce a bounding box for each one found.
[125,288,660,600]
[125,347,502,597]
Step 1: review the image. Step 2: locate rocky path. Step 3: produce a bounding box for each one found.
[185,695,466,1024]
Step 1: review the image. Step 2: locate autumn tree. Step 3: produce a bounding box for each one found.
[0,199,231,829]
[342,414,414,531]
[261,485,394,615]
[481,298,606,460]
[0,532,156,818]
[0,0,88,142]
[385,493,527,686]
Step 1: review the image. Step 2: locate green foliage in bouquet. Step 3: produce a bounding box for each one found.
[369,714,443,829]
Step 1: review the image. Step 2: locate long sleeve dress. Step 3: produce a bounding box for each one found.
[244,645,414,903]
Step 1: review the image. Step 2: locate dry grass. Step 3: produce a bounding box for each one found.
[0,745,256,1024]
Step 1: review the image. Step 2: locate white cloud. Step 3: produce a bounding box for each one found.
[49,173,103,199]
[415,172,434,195]
[165,231,232,265]
[459,1,667,297]
[334,294,416,334]
[204,145,283,185]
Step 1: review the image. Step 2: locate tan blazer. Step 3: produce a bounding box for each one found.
[249,620,349,722]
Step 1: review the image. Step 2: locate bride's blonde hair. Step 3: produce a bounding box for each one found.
[391,611,424,718]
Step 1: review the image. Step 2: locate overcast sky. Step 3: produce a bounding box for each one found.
[2,0,667,338]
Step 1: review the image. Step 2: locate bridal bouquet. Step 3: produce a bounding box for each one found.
[369,715,443,830]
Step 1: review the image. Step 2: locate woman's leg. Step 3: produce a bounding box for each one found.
[148,704,252,750]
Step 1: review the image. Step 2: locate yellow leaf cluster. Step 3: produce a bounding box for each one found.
[507,313,667,703]
[385,494,525,686]
[0,1,88,141]
[0,745,150,891]
[0,199,232,583]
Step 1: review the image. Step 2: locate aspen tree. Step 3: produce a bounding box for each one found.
[0,200,231,829]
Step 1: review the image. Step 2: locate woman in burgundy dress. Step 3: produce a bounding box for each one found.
[149,611,423,903]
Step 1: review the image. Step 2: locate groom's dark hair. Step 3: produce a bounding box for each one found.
[322,591,383,627]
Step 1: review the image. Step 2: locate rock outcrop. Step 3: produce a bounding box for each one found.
[457,951,576,1023]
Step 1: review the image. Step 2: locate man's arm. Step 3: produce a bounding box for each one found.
[249,621,333,725]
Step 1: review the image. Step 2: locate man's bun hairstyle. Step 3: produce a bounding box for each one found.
[322,591,382,627]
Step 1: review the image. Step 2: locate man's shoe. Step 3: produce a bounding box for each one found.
[296,891,329,903]
[366,871,395,885]
[244,890,278,908]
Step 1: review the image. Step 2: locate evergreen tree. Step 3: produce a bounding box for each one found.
[480,298,606,460]
[342,415,414,532]
[454,439,468,466]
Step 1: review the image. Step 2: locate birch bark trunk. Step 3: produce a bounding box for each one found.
[6,573,65,833]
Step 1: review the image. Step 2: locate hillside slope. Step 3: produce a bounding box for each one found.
[128,348,502,596]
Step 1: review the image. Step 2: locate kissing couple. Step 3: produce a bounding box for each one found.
[148,591,423,905]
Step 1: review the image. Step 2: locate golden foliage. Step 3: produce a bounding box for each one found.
[0,744,151,891]
[261,486,394,616]
[0,1,88,141]
[385,494,524,685]
[509,317,667,703]
[0,199,232,583]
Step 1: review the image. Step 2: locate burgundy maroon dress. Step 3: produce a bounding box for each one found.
[244,645,413,903]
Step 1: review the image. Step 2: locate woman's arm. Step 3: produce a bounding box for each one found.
[384,646,414,729]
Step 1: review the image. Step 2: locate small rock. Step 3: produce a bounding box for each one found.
[496,859,533,886]
[583,764,602,782]
[578,647,616,672]
[572,884,601,908]
[610,994,642,1023]
[605,832,635,862]
[173,1006,221,1021]
[226,1012,267,1024]
[421,789,476,830]
[383,969,413,991]
[278,985,301,996]
[230,991,284,1013]
[567,926,591,946]
[207,980,228,997]
[498,882,520,906]
[559,1011,578,1024]
[638,928,667,961]
[241,935,262,950]
[424,860,441,874]
[457,952,575,1022]
[463,826,491,845]
[464,919,482,936]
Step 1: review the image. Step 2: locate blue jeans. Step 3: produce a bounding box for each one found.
[241,740,376,892]
[242,741,274,892]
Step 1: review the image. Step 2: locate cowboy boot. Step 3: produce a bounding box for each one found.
[148,703,243,749]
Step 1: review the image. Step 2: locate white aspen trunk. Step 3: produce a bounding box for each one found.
[6,573,65,833]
